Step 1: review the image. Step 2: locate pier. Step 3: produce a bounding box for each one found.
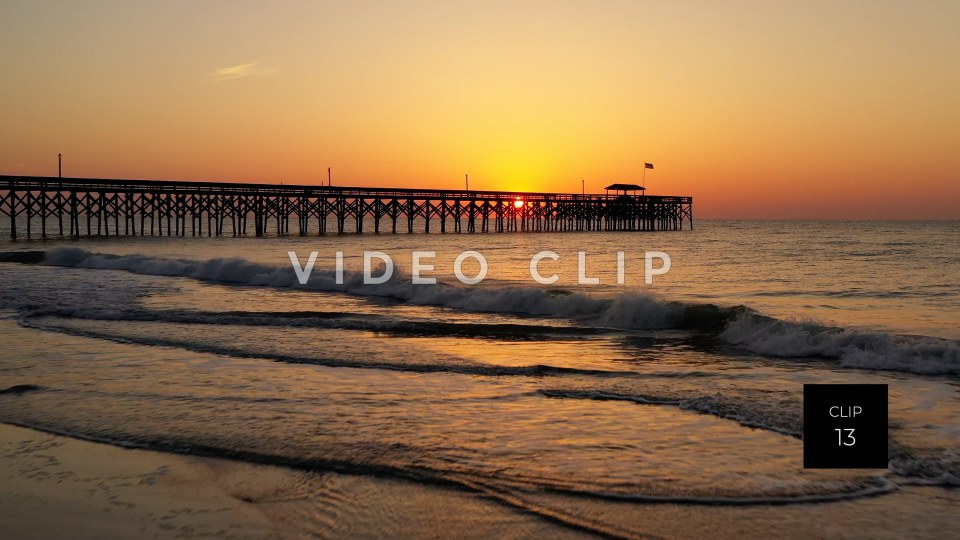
[0,175,693,239]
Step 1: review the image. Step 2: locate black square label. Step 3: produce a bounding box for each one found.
[803,384,887,469]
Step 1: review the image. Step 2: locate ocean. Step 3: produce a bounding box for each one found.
[1,220,959,537]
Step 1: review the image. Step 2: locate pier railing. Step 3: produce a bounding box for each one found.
[0,175,693,238]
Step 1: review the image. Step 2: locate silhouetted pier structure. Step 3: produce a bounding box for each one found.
[0,175,693,239]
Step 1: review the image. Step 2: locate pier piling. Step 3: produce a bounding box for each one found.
[0,175,693,239]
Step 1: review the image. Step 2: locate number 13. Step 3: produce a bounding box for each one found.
[835,428,856,446]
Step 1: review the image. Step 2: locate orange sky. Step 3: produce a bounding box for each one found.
[1,1,958,218]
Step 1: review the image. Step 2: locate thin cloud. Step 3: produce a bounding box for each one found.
[211,62,273,81]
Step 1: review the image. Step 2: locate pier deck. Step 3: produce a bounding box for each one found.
[0,175,693,239]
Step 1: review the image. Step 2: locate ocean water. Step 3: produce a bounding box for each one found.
[1,220,959,537]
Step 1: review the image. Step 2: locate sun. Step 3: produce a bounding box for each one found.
[514,199,524,208]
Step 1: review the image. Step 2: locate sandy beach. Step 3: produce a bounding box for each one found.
[2,0,959,536]
[5,420,960,539]
[0,423,283,539]
[1,223,959,538]
[0,422,592,539]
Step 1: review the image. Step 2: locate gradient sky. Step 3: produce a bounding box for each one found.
[1,1,958,218]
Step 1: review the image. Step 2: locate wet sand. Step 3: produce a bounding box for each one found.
[4,421,959,539]
[0,423,589,539]
[0,423,281,539]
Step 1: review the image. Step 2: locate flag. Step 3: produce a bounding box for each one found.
[644,163,654,170]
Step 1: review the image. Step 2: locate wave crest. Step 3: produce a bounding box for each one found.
[35,248,960,375]
[722,314,960,375]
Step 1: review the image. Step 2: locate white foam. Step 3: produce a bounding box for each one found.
[42,248,684,330]
[722,313,960,375]
[41,248,960,374]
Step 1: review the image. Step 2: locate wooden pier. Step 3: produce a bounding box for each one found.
[0,175,692,239]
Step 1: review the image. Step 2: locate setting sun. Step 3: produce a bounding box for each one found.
[2,3,960,538]
[2,2,957,218]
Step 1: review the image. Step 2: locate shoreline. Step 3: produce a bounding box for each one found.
[0,422,591,539]
[0,422,283,539]
[4,421,960,539]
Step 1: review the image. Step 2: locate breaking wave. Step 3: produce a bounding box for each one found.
[17,248,960,375]
[722,313,960,375]
[39,247,734,330]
